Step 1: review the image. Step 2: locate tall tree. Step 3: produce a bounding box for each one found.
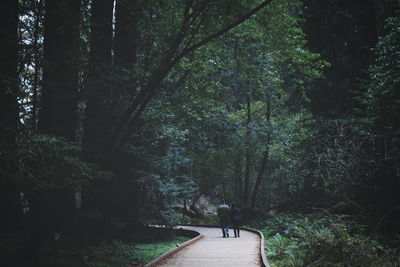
[243,93,252,205]
[113,0,138,108]
[0,0,19,234]
[38,0,81,139]
[31,0,44,130]
[114,0,137,69]
[82,0,114,162]
[302,0,378,117]
[0,0,18,140]
[251,95,271,208]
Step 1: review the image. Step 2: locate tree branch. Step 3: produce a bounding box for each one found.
[111,0,273,149]
[173,0,273,64]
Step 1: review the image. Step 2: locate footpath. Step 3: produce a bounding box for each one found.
[152,226,262,267]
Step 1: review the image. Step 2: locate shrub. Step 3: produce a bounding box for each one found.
[259,213,400,266]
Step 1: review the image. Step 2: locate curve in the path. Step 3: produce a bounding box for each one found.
[152,226,265,267]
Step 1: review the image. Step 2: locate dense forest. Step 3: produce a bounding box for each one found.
[1,0,400,266]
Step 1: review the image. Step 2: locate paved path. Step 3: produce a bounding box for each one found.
[155,226,261,267]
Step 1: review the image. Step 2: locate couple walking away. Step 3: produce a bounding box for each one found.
[217,200,242,238]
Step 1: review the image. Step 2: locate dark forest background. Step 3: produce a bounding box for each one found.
[1,0,400,265]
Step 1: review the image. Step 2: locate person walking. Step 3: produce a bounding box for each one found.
[217,199,230,238]
[230,203,242,238]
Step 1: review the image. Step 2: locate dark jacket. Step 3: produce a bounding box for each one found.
[217,203,230,222]
[230,207,241,222]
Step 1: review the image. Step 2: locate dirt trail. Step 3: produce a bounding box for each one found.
[154,226,261,267]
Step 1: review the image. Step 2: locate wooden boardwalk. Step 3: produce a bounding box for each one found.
[154,226,262,267]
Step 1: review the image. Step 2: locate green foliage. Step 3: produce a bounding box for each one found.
[10,0,400,259]
[0,132,114,246]
[257,214,400,267]
[88,236,190,266]
[36,236,190,266]
[311,120,375,202]
[364,15,400,140]
[160,0,327,207]
[257,13,400,222]
[264,110,316,202]
[180,214,220,226]
[125,106,197,225]
[12,134,113,192]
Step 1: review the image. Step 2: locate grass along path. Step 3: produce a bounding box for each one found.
[36,235,190,267]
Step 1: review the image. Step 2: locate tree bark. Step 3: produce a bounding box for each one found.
[31,1,43,130]
[38,0,81,140]
[114,0,137,69]
[82,0,114,162]
[0,0,20,236]
[234,155,243,204]
[251,96,271,208]
[88,0,114,65]
[0,0,18,139]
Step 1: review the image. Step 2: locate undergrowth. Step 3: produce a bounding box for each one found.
[37,236,190,266]
[180,214,220,226]
[254,213,400,267]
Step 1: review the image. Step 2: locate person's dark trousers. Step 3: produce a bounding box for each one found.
[233,221,240,237]
[220,220,229,237]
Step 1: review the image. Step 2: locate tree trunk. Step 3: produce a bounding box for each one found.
[243,94,252,206]
[38,0,81,140]
[0,0,20,236]
[88,0,114,64]
[82,0,114,162]
[251,96,271,208]
[112,0,139,126]
[31,1,42,130]
[114,0,137,69]
[234,155,243,204]
[0,0,18,140]
[222,182,227,201]
[183,199,187,217]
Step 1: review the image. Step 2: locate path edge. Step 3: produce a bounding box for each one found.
[180,224,271,267]
[142,228,203,267]
[242,226,271,267]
